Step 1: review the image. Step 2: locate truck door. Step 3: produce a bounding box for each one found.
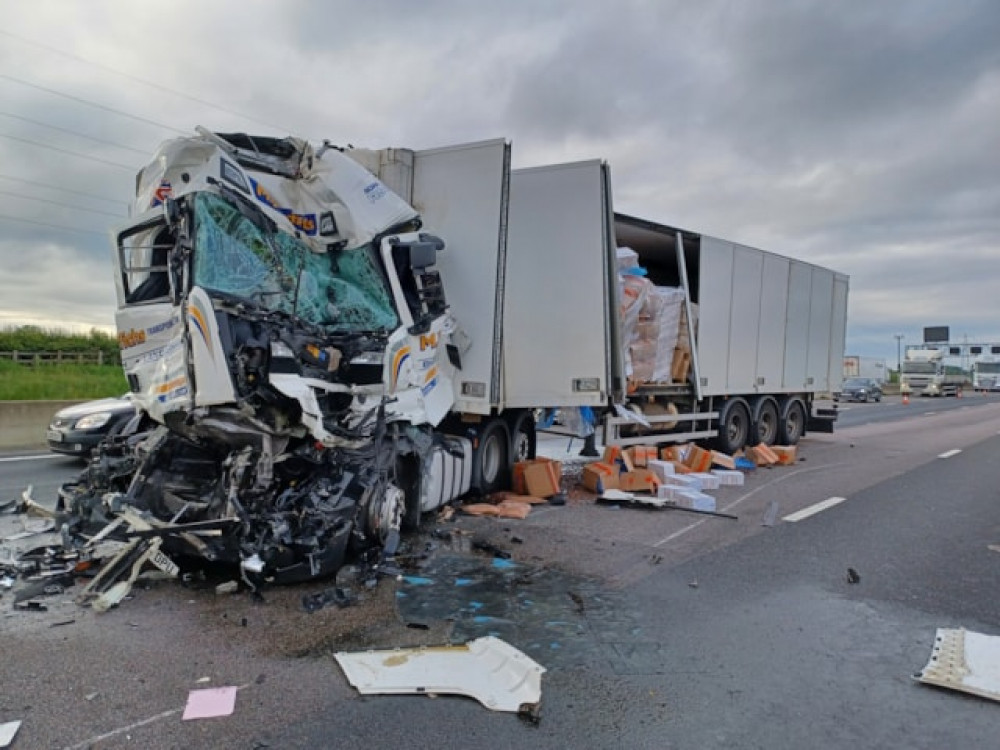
[408,140,511,415]
[503,160,617,409]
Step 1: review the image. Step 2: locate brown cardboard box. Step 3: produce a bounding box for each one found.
[746,444,778,466]
[523,458,562,498]
[683,445,714,473]
[581,462,620,494]
[671,349,691,382]
[628,445,658,467]
[603,445,635,472]
[770,445,797,465]
[659,444,685,462]
[671,461,694,474]
[711,450,736,470]
[619,468,660,493]
[513,458,562,496]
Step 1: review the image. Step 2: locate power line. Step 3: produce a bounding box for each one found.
[0,213,108,237]
[0,73,187,135]
[0,173,127,206]
[0,111,148,155]
[0,188,125,218]
[0,29,289,134]
[0,133,135,170]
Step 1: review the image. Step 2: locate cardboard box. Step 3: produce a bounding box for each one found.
[602,445,634,472]
[671,461,693,474]
[581,462,620,494]
[687,472,721,490]
[628,445,658,467]
[663,474,705,491]
[683,445,714,473]
[659,444,686,462]
[619,468,660,493]
[770,445,797,465]
[647,459,675,483]
[745,444,778,466]
[514,458,562,497]
[674,489,716,512]
[671,349,691,382]
[712,469,745,487]
[711,451,736,470]
[523,459,562,498]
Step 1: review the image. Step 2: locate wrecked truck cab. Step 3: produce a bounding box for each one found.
[94,129,481,584]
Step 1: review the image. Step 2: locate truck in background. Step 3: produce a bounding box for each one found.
[900,347,965,396]
[63,130,847,582]
[972,354,1000,391]
[843,355,887,383]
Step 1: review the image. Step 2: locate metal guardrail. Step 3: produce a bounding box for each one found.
[0,350,115,365]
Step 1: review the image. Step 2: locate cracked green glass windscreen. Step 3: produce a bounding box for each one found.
[192,193,398,332]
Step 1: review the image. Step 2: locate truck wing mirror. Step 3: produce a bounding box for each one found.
[408,234,445,269]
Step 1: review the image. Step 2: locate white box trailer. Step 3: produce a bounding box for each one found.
[364,145,847,455]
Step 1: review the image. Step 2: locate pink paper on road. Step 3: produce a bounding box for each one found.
[182,686,238,720]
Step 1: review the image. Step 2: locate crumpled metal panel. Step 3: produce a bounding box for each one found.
[334,636,545,713]
[916,627,1000,702]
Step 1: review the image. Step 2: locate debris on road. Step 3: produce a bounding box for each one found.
[916,628,1000,703]
[334,636,545,714]
[182,686,239,720]
[846,567,860,584]
[0,720,21,748]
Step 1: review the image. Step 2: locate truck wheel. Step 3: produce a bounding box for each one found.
[474,419,510,495]
[714,398,750,455]
[750,397,779,446]
[507,410,536,464]
[778,398,806,445]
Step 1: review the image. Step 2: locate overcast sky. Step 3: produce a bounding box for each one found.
[1,1,998,366]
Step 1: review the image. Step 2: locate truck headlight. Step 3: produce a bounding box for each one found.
[75,412,111,430]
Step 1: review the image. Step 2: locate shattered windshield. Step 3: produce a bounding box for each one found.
[192,192,399,332]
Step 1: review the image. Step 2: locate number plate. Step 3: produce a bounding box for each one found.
[46,429,62,442]
[148,548,180,577]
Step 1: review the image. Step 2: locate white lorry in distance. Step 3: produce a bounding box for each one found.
[972,354,1000,391]
[900,347,964,397]
[58,129,847,582]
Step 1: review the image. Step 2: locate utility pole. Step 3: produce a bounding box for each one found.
[894,334,904,378]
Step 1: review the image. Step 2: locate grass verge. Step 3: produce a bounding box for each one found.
[0,361,127,400]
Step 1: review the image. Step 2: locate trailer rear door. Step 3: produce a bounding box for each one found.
[408,140,511,414]
[503,161,615,408]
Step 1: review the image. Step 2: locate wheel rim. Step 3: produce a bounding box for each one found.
[727,408,747,447]
[757,401,779,444]
[513,429,532,463]
[784,403,804,443]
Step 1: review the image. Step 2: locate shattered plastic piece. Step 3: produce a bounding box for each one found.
[916,628,1000,702]
[302,585,357,613]
[334,636,545,713]
[93,581,132,613]
[182,686,238,720]
[215,581,239,595]
[0,720,21,748]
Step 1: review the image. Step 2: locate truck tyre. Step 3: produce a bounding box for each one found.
[506,410,537,464]
[749,397,779,446]
[777,398,806,445]
[714,398,750,455]
[474,419,510,495]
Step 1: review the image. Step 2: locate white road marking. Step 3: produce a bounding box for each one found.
[650,462,852,547]
[0,454,62,463]
[782,496,846,523]
[938,449,962,459]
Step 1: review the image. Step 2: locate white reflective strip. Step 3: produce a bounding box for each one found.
[782,496,846,523]
[938,449,961,459]
[0,454,63,463]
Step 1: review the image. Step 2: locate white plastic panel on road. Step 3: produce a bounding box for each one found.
[334,636,545,713]
[917,628,1000,703]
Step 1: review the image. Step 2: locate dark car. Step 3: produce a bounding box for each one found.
[836,377,883,403]
[47,396,137,457]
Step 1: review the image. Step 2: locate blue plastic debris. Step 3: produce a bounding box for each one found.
[734,457,757,471]
[402,576,434,586]
[492,558,517,570]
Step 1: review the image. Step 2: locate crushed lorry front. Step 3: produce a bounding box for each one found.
[62,129,473,584]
